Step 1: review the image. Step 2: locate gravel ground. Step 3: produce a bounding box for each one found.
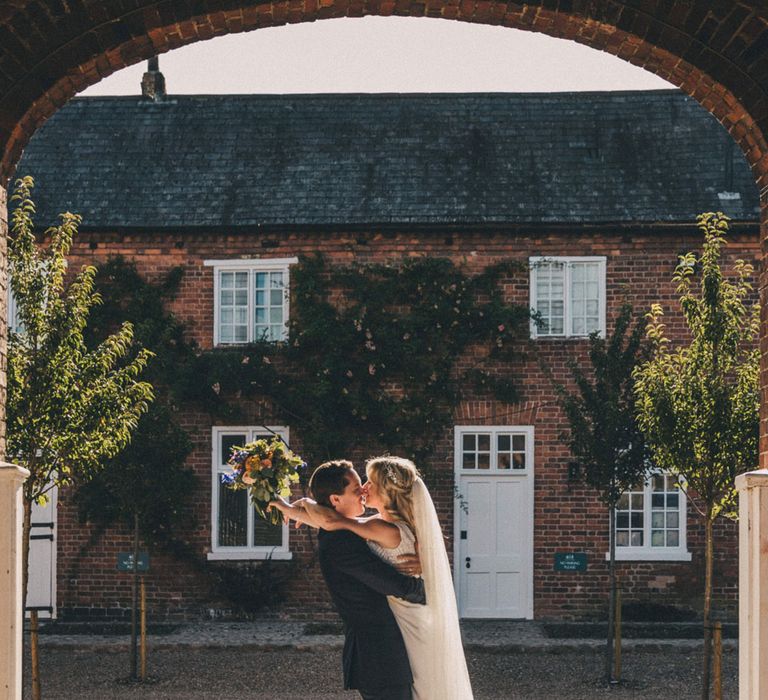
[24,647,737,699]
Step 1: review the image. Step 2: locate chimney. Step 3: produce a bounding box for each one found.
[141,56,166,101]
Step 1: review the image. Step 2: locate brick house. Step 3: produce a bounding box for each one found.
[14,84,760,622]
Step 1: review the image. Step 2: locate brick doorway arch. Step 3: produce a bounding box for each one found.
[0,4,768,695]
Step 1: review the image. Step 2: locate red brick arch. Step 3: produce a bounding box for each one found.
[0,1,768,462]
[0,3,767,193]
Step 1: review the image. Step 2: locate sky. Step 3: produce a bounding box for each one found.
[80,16,674,96]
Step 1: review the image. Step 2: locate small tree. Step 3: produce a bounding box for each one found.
[6,176,154,616]
[633,212,759,700]
[556,303,649,682]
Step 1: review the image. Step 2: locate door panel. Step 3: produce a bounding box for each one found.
[458,476,531,619]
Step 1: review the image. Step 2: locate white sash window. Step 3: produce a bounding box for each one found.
[208,426,292,561]
[205,258,298,346]
[529,257,606,338]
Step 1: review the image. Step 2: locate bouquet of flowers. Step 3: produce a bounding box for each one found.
[221,436,305,525]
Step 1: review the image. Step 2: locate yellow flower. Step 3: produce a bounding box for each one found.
[246,456,261,471]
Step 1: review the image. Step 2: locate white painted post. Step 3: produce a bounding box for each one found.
[736,469,768,700]
[0,462,29,700]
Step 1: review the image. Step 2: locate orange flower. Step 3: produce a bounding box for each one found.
[262,458,272,468]
[246,456,261,472]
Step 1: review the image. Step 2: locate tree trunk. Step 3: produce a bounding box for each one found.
[130,512,139,680]
[701,516,714,700]
[605,502,616,682]
[22,496,32,613]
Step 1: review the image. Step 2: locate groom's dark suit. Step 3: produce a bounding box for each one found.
[318,528,426,699]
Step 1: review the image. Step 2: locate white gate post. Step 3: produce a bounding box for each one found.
[0,462,29,700]
[736,469,768,700]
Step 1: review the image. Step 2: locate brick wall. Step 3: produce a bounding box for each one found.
[51,223,757,621]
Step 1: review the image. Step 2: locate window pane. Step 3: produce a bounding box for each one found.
[253,518,284,547]
[630,531,643,546]
[631,512,643,528]
[652,494,665,508]
[220,326,233,343]
[255,272,267,288]
[218,486,248,547]
[463,435,475,450]
[616,531,629,547]
[462,453,475,469]
[666,493,679,508]
[220,273,234,289]
[235,326,248,342]
[651,530,665,546]
[616,513,629,529]
[512,453,526,469]
[512,435,525,451]
[630,494,644,510]
[498,435,511,451]
[220,434,247,464]
[255,290,266,306]
[652,512,665,528]
[497,454,511,470]
[617,493,629,510]
[666,512,679,528]
[235,290,248,305]
[666,531,680,547]
[270,289,284,306]
[478,434,490,451]
[270,307,283,323]
[271,271,284,287]
[255,308,267,324]
[652,474,665,491]
[477,454,490,469]
[221,290,234,305]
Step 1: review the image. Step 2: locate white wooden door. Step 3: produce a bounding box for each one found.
[26,489,57,619]
[454,427,533,619]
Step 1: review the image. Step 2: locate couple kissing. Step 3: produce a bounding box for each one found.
[270,456,473,700]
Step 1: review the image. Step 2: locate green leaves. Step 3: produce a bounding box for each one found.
[633,212,759,521]
[7,177,154,503]
[556,303,650,506]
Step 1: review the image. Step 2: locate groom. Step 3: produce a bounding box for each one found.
[308,460,425,700]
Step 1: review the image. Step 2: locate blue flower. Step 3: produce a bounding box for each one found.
[220,471,237,485]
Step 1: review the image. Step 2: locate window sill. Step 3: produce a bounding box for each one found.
[605,549,692,562]
[207,550,293,561]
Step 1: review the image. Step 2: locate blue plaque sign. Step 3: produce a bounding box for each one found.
[554,552,587,572]
[117,552,149,572]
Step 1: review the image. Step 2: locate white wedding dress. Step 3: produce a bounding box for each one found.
[368,479,474,700]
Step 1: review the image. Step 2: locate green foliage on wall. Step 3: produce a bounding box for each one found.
[179,254,531,466]
[75,256,196,545]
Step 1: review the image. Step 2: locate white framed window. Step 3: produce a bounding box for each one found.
[529,256,606,338]
[204,258,298,345]
[7,285,20,334]
[208,426,293,561]
[454,426,533,473]
[607,472,691,562]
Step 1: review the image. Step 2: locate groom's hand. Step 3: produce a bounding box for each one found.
[395,547,422,577]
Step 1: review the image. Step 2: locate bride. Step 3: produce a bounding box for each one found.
[272,456,473,700]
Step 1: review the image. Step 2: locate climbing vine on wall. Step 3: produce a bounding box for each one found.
[179,254,532,467]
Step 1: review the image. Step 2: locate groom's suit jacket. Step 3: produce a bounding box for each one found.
[317,528,426,692]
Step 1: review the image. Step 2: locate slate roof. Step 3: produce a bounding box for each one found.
[15,90,760,229]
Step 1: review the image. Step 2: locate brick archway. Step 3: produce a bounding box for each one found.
[1,4,768,695]
[0,3,766,196]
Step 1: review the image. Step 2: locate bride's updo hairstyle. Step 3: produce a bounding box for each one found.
[365,456,420,534]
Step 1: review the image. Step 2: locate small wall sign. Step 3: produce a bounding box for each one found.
[117,552,150,572]
[554,552,587,572]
